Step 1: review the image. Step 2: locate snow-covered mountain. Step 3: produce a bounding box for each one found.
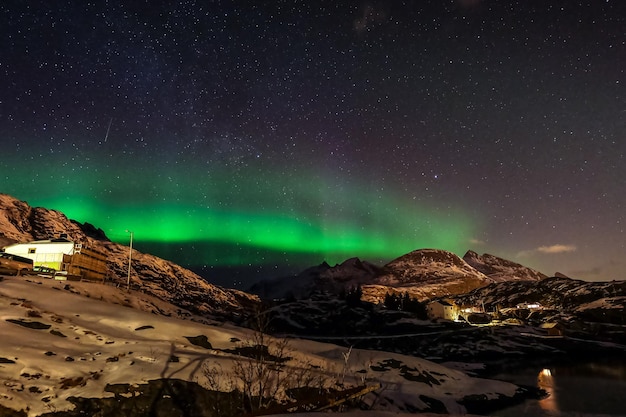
[366,249,492,301]
[0,194,258,321]
[377,249,486,285]
[250,248,551,303]
[462,250,546,282]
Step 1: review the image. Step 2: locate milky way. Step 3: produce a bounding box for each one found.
[1,1,624,286]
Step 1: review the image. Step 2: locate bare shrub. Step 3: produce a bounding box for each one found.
[201,311,336,415]
[202,363,240,417]
[231,331,291,412]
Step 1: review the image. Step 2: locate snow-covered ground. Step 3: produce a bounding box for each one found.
[0,275,525,416]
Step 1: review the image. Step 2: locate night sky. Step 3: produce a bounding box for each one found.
[1,1,624,287]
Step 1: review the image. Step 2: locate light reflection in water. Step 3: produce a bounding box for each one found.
[537,368,558,414]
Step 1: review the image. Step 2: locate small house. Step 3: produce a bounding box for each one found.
[540,322,565,337]
[516,302,543,310]
[427,299,459,321]
[2,238,107,282]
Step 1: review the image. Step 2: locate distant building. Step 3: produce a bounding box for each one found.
[426,299,459,321]
[540,322,565,337]
[1,238,107,282]
[516,302,543,310]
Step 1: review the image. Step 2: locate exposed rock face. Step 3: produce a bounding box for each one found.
[377,249,488,285]
[463,250,547,282]
[0,195,87,246]
[370,249,492,300]
[0,194,258,321]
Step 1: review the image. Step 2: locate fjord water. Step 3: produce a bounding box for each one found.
[488,357,626,416]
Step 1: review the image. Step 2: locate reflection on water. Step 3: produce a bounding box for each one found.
[538,368,553,386]
[488,358,626,417]
[537,368,557,414]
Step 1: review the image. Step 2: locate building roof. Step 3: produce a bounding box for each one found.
[540,322,563,329]
[431,299,454,307]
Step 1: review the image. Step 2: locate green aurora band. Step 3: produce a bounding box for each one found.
[3,154,479,267]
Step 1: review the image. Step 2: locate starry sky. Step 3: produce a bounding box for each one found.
[1,1,624,287]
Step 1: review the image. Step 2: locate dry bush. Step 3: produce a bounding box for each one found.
[201,312,334,416]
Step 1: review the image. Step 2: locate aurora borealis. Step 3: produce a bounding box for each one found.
[1,1,624,286]
[5,147,477,284]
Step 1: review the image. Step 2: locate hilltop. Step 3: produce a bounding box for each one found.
[0,194,258,322]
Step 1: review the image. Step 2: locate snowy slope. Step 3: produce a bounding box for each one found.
[0,276,526,416]
[463,251,546,282]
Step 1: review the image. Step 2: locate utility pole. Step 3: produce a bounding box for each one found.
[125,230,133,291]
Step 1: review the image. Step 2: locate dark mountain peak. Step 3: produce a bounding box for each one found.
[318,257,380,285]
[335,257,361,267]
[74,220,109,240]
[248,257,381,300]
[302,261,332,276]
[247,261,333,300]
[324,257,380,277]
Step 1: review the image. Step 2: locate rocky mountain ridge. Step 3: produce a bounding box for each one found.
[248,257,382,300]
[462,250,548,282]
[250,248,547,302]
[0,194,258,321]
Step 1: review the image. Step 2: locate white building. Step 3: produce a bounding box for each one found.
[2,238,107,282]
[426,299,459,321]
[515,302,543,310]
